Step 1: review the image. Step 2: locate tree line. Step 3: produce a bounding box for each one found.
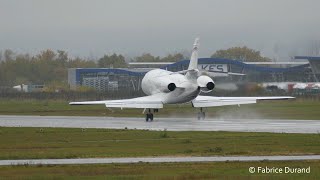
[0,46,271,87]
[0,49,96,87]
[0,49,188,87]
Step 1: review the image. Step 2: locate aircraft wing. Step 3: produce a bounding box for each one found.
[192,95,294,107]
[69,95,163,109]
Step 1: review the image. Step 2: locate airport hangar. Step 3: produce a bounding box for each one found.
[68,56,320,91]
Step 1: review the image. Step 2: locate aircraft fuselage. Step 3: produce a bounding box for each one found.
[141,69,200,104]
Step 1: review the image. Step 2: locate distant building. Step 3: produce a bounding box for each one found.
[68,68,144,91]
[295,56,320,82]
[13,84,44,92]
[68,58,318,91]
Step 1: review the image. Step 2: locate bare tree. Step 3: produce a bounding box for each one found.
[4,49,14,61]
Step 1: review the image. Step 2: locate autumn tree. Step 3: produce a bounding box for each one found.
[57,50,68,65]
[98,53,127,68]
[134,53,160,62]
[0,49,98,86]
[68,57,96,68]
[161,53,185,62]
[134,53,185,62]
[4,49,14,61]
[211,46,271,62]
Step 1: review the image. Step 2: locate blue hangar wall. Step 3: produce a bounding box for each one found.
[68,58,311,90]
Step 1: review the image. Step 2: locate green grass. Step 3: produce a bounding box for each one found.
[0,161,319,179]
[0,99,319,119]
[0,127,319,160]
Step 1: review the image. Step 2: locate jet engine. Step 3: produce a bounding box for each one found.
[197,75,215,92]
[141,69,180,95]
[167,83,176,92]
[152,77,177,93]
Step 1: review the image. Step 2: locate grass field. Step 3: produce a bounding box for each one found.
[0,161,319,179]
[0,99,318,179]
[0,98,319,119]
[0,127,319,160]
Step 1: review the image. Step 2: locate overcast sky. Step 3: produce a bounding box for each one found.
[0,0,319,59]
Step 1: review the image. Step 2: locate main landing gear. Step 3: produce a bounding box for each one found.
[145,108,205,121]
[145,109,158,122]
[197,107,206,120]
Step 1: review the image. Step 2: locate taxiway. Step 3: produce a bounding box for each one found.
[0,155,320,166]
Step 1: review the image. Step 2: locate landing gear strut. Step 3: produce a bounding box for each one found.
[146,109,157,122]
[197,107,205,120]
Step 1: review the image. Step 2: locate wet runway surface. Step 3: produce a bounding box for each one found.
[1,155,320,166]
[0,115,319,133]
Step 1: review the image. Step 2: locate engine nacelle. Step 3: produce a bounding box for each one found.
[167,83,176,92]
[197,75,215,92]
[141,69,181,95]
[153,77,176,93]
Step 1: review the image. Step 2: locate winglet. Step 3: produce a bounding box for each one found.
[188,38,200,70]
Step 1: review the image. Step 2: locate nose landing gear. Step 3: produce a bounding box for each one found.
[146,112,153,122]
[145,109,158,122]
[197,107,206,120]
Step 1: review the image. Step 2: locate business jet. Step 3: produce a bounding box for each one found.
[70,38,293,121]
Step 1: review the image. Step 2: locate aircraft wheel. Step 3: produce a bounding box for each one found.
[146,113,154,122]
[197,112,202,120]
[197,112,205,120]
[202,112,206,120]
[150,113,154,121]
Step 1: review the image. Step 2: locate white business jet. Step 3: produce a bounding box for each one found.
[70,38,293,121]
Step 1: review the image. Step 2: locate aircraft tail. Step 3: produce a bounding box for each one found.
[188,38,200,70]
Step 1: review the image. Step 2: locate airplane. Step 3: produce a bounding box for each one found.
[70,38,294,121]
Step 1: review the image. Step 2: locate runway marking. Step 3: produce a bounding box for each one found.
[1,155,320,166]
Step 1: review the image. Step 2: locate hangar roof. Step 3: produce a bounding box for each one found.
[295,56,320,60]
[75,68,145,77]
[162,58,309,73]
[73,58,310,77]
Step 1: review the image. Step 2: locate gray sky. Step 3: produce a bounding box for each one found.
[0,0,320,59]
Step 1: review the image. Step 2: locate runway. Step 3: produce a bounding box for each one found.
[1,155,320,166]
[0,115,319,133]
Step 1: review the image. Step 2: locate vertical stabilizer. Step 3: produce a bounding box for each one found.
[188,38,200,70]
